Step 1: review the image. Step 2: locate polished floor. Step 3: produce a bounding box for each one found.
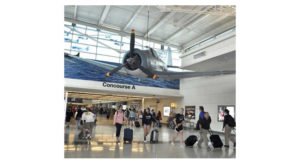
[64,115,236,158]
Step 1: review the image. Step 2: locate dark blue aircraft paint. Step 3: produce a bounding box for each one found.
[64,56,179,89]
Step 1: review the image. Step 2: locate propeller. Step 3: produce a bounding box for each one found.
[106,29,135,77]
[105,64,126,77]
[130,29,135,57]
[106,29,158,79]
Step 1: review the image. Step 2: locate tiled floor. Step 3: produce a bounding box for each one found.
[64,115,236,158]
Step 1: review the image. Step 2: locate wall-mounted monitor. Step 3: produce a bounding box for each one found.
[185,106,196,119]
[218,105,235,122]
[163,106,170,117]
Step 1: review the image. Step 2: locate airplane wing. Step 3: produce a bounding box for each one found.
[64,53,128,75]
[153,70,235,80]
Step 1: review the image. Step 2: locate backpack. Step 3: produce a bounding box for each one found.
[227,115,236,127]
[76,109,83,120]
[195,119,201,130]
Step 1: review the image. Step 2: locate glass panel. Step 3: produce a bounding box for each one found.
[64,21,183,66]
[64,21,72,26]
[71,43,90,52]
[74,26,86,34]
[96,55,119,63]
[96,39,120,50]
[121,42,129,52]
[97,47,120,57]
[73,34,95,45]
[64,42,71,50]
[136,38,143,46]
[154,43,161,49]
[135,44,142,50]
[122,36,130,43]
[172,59,181,67]
[110,34,121,42]
[80,52,96,60]
[172,52,181,60]
[86,28,98,37]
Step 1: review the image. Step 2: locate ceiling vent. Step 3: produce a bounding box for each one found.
[193,51,206,59]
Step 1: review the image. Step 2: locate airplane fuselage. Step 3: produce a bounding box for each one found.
[122,48,167,78]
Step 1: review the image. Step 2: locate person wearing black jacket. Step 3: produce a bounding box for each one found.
[142,108,156,143]
[197,112,211,151]
[171,108,185,146]
[65,106,73,128]
[75,107,84,129]
[223,109,236,148]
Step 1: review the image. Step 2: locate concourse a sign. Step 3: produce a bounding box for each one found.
[102,82,136,90]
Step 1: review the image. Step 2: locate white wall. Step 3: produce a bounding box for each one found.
[181,34,235,68]
[178,74,235,132]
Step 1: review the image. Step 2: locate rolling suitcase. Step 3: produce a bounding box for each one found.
[150,129,159,143]
[185,135,198,147]
[135,121,140,128]
[168,120,176,129]
[123,128,133,144]
[209,131,223,148]
[157,122,162,128]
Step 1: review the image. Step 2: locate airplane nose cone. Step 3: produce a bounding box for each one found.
[126,58,134,65]
[124,51,141,71]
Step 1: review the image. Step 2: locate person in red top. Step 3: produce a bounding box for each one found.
[113,105,127,143]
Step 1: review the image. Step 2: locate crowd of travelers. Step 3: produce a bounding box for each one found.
[65,104,235,150]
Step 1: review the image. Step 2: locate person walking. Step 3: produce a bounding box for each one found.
[81,108,96,140]
[106,108,110,120]
[197,112,212,151]
[138,110,143,126]
[113,105,127,143]
[65,106,73,128]
[171,108,185,146]
[223,109,236,148]
[142,108,156,143]
[196,106,205,130]
[129,108,136,127]
[156,111,162,127]
[151,109,156,127]
[74,106,85,129]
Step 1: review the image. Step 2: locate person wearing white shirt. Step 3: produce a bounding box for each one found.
[81,109,96,139]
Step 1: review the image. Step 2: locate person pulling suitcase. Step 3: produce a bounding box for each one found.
[197,112,212,151]
[113,105,127,143]
[142,108,157,143]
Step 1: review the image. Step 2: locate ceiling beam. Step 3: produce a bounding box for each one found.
[64,25,122,54]
[182,19,236,50]
[122,6,144,32]
[163,6,213,42]
[65,17,181,49]
[163,14,203,41]
[144,12,176,38]
[98,5,110,26]
[73,5,78,19]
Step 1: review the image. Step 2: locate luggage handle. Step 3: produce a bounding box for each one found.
[125,123,131,129]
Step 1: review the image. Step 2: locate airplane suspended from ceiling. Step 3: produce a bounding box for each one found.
[64,29,235,80]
